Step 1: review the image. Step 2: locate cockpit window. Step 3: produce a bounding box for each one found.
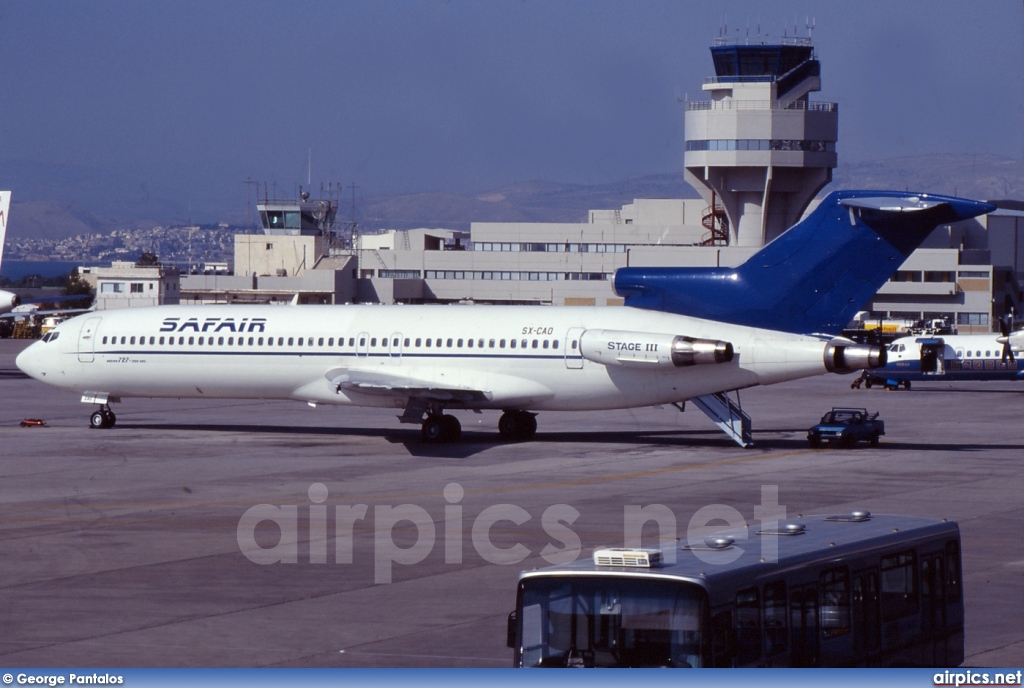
[41,332,61,343]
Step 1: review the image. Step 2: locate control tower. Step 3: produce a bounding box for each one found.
[684,36,838,246]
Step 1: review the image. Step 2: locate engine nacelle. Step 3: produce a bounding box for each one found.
[1,290,19,311]
[579,329,734,368]
[824,341,887,374]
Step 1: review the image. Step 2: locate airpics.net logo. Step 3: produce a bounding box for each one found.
[236,483,788,583]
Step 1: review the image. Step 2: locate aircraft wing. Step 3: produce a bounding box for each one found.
[325,368,493,403]
[1,307,93,320]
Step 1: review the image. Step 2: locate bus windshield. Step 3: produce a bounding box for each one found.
[517,576,706,668]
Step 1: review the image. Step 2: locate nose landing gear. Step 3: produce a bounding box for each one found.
[90,405,117,429]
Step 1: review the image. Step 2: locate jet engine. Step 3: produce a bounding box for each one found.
[579,329,734,368]
[823,339,887,374]
[1,290,20,312]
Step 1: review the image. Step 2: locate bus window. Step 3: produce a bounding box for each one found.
[880,551,918,619]
[710,610,734,667]
[945,540,962,601]
[763,582,787,655]
[734,588,761,665]
[517,577,706,668]
[921,554,945,635]
[819,568,850,638]
[852,571,881,654]
[789,585,818,667]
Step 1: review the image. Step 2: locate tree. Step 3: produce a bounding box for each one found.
[61,268,94,309]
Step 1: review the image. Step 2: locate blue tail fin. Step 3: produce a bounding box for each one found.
[613,191,995,336]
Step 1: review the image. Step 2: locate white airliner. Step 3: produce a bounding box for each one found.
[16,191,994,445]
[0,190,19,314]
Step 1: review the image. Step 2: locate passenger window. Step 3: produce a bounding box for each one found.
[478,338,484,348]
[393,338,399,347]
[945,541,962,601]
[188,337,194,345]
[447,338,453,347]
[571,339,578,350]
[510,339,517,349]
[120,336,127,345]
[416,338,422,347]
[297,338,304,346]
[489,339,495,348]
[370,338,376,347]
[258,337,264,345]
[763,582,787,655]
[734,588,761,665]
[819,568,850,638]
[102,336,108,344]
[542,340,549,349]
[404,338,410,347]
[426,338,432,347]
[880,551,918,619]
[349,338,356,347]
[278,337,284,346]
[158,337,164,345]
[217,337,224,345]
[288,337,294,346]
[532,339,538,349]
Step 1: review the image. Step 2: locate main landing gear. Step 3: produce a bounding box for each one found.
[89,405,117,429]
[498,410,537,441]
[421,412,462,443]
[416,409,537,443]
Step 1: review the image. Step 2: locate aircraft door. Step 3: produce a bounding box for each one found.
[564,327,584,369]
[77,317,102,363]
[389,332,403,364]
[919,342,944,375]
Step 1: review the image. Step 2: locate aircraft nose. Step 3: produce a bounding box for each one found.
[16,342,44,380]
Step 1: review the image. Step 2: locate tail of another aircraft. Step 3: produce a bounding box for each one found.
[0,190,10,271]
[614,191,995,336]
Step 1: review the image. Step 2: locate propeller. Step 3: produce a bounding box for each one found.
[998,312,1016,363]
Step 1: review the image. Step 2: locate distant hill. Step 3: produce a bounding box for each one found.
[6,154,1023,239]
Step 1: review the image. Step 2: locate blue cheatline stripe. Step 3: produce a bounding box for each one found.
[88,349,582,363]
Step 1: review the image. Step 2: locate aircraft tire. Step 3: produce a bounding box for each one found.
[440,414,461,442]
[498,410,537,441]
[104,411,117,427]
[90,411,108,429]
[421,417,444,443]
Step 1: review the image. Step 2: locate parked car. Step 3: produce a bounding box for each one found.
[807,407,884,447]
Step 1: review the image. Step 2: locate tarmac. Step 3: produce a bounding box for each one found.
[1,337,1022,667]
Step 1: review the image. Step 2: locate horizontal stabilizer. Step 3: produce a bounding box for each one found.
[614,191,995,336]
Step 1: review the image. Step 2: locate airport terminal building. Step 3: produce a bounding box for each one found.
[178,36,1024,334]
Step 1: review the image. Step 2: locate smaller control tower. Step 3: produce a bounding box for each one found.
[685,35,837,246]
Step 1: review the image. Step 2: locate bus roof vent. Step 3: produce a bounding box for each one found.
[758,522,806,536]
[683,536,736,551]
[825,510,872,523]
[593,547,662,568]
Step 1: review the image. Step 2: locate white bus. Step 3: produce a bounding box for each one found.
[507,512,963,667]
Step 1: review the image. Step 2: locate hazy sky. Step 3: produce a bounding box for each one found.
[2,0,1022,222]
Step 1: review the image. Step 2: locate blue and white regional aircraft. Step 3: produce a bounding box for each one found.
[856,328,1024,390]
[16,191,993,445]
